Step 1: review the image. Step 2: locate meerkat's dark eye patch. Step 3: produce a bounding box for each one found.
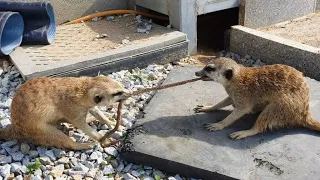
[112,91,124,96]
[204,66,216,72]
[94,95,103,104]
[224,69,233,80]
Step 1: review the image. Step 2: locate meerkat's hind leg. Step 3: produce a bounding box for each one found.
[194,97,233,113]
[36,124,96,150]
[205,107,250,131]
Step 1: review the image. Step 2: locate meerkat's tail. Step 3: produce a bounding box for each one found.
[304,117,320,131]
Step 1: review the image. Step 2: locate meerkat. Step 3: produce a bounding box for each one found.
[0,76,131,150]
[194,57,320,139]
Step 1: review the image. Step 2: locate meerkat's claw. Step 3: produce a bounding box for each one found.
[229,130,249,140]
[204,122,225,131]
[194,105,211,113]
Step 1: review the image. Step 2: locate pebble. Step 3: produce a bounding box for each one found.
[153,170,166,178]
[0,155,12,164]
[123,163,133,172]
[106,16,114,21]
[104,147,118,157]
[20,143,31,154]
[102,165,114,175]
[11,152,24,161]
[1,140,17,148]
[51,164,64,178]
[0,164,11,179]
[121,173,137,180]
[39,156,52,165]
[116,162,124,172]
[131,170,140,177]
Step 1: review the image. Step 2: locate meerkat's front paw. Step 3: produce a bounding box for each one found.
[194,105,213,113]
[229,130,250,140]
[204,122,225,131]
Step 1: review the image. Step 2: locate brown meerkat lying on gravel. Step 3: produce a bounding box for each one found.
[194,57,320,139]
[0,76,131,150]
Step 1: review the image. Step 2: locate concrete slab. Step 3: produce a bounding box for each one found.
[229,25,320,81]
[121,66,320,180]
[239,0,315,28]
[9,16,187,80]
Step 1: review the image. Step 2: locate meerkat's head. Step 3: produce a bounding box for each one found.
[195,57,241,86]
[87,76,132,109]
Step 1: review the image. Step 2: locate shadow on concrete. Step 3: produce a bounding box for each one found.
[139,109,320,150]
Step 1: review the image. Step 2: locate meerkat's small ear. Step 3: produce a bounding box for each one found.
[224,69,233,80]
[94,95,103,104]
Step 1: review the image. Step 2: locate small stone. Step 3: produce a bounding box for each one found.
[37,147,47,156]
[15,175,23,180]
[11,151,24,161]
[86,168,98,178]
[123,163,132,172]
[22,156,30,166]
[28,150,39,158]
[80,153,87,161]
[121,173,137,180]
[89,152,98,160]
[53,149,65,158]
[57,157,69,164]
[20,143,31,154]
[1,140,17,148]
[104,147,118,157]
[116,161,124,172]
[102,165,114,175]
[10,162,22,173]
[146,24,152,31]
[110,159,118,168]
[39,156,52,165]
[45,175,54,180]
[45,150,56,161]
[74,163,89,173]
[67,170,86,177]
[122,39,130,45]
[153,170,166,178]
[0,155,12,164]
[51,164,64,178]
[0,118,10,128]
[174,174,183,180]
[100,124,109,130]
[106,16,114,21]
[131,170,140,177]
[0,164,11,179]
[142,175,154,180]
[137,28,147,33]
[168,177,176,180]
[34,169,42,176]
[82,161,94,169]
[167,24,172,28]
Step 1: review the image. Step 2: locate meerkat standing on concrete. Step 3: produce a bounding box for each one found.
[194,57,320,139]
[0,76,131,150]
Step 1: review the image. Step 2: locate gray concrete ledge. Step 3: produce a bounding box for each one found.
[230,25,320,80]
[10,31,187,80]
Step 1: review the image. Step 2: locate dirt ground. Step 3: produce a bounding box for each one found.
[258,13,320,48]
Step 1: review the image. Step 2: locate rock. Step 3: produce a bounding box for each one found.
[104,147,118,157]
[89,152,98,160]
[122,39,130,45]
[22,156,30,166]
[57,157,69,164]
[146,24,152,31]
[45,175,54,180]
[168,177,176,180]
[11,151,24,161]
[142,175,154,180]
[0,164,11,179]
[0,155,12,164]
[116,162,124,172]
[36,147,47,157]
[120,173,137,180]
[110,159,118,169]
[20,143,31,154]
[80,153,87,161]
[67,170,86,177]
[10,162,22,173]
[51,164,64,178]
[137,28,147,33]
[174,174,183,180]
[86,168,98,178]
[0,140,17,148]
[39,156,52,165]
[131,170,140,177]
[53,149,65,158]
[153,170,166,178]
[34,169,42,176]
[15,175,23,180]
[102,165,114,175]
[123,163,133,172]
[82,161,94,169]
[74,163,89,173]
[45,150,56,161]
[106,16,114,21]
[28,150,39,158]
